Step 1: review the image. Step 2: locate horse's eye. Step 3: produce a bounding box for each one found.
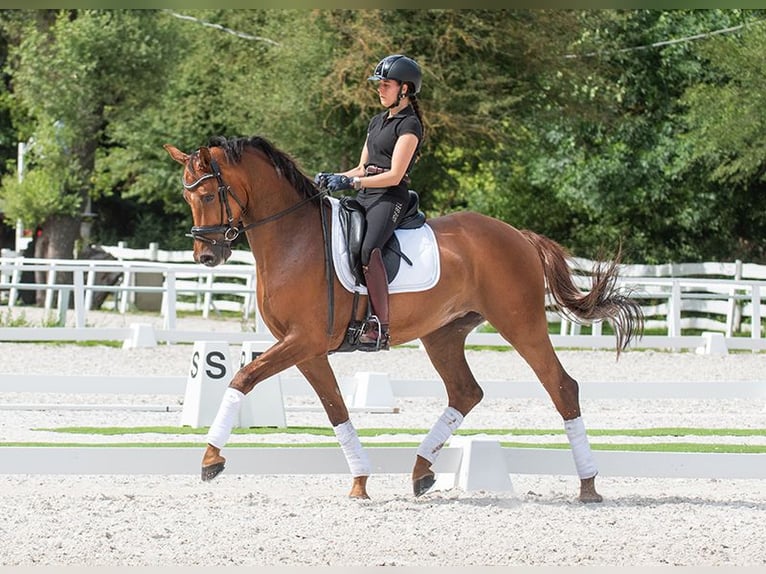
[201,193,216,204]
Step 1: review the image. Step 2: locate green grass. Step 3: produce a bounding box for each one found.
[32,425,766,438]
[12,425,766,454]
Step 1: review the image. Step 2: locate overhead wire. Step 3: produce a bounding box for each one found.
[564,17,766,59]
[163,10,281,46]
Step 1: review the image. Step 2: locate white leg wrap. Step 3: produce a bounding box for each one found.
[333,420,371,477]
[205,387,244,449]
[564,416,598,479]
[416,406,464,465]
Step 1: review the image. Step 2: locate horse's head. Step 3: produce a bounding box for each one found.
[164,143,246,267]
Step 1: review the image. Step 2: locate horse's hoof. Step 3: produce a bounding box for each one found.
[201,462,225,482]
[349,476,370,499]
[579,491,604,503]
[413,474,436,497]
[578,476,603,503]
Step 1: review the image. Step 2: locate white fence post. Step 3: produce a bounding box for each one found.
[163,270,177,331]
[73,268,85,328]
[752,284,762,342]
[669,280,681,338]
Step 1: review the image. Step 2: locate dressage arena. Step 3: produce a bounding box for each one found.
[0,321,764,567]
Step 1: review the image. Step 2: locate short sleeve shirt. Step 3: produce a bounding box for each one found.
[365,105,423,178]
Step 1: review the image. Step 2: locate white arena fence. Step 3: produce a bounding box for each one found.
[0,244,765,352]
[0,369,764,483]
[4,447,763,485]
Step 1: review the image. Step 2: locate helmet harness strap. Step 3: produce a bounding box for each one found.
[387,83,408,110]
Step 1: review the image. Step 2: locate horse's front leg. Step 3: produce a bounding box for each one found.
[201,336,308,481]
[297,356,371,499]
[414,316,485,496]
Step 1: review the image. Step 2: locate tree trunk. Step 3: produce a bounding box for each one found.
[33,214,81,306]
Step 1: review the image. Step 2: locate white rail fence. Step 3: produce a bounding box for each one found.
[4,447,763,484]
[1,370,764,481]
[0,244,765,351]
[2,372,765,401]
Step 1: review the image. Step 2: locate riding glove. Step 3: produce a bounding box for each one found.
[326,174,354,192]
[314,172,333,188]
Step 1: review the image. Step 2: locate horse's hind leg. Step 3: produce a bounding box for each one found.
[414,312,486,496]
[491,312,602,502]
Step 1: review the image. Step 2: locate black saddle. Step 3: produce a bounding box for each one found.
[337,190,426,285]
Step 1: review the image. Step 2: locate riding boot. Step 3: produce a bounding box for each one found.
[359,248,390,351]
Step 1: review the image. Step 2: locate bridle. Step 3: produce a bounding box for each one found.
[182,155,319,247]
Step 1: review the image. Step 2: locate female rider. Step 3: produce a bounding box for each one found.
[317,54,424,351]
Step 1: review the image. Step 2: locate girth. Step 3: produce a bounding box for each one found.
[337,189,426,285]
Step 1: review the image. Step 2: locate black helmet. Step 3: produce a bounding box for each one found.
[368,54,422,95]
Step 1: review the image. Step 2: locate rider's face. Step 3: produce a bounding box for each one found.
[378,79,402,107]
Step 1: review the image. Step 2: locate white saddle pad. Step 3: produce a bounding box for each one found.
[328,196,440,294]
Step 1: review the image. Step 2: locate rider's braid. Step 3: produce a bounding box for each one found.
[409,95,425,163]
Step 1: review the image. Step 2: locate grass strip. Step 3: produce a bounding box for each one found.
[32,426,766,438]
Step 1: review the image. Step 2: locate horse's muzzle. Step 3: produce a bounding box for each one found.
[187,226,235,267]
[196,244,231,267]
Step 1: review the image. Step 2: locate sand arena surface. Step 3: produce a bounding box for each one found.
[0,315,764,566]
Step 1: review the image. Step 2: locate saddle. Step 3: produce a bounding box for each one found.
[337,190,426,285]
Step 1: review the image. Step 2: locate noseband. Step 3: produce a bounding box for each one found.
[182,155,321,247]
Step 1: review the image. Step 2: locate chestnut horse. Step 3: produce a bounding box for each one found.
[164,136,643,502]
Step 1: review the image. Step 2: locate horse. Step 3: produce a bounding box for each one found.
[164,135,644,503]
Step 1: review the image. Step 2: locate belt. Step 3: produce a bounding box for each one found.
[365,165,410,184]
[365,165,388,176]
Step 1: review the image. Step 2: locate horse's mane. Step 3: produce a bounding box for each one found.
[207,135,319,200]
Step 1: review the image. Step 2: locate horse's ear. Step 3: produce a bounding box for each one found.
[196,147,212,172]
[164,144,189,165]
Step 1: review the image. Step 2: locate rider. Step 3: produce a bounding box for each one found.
[316,54,424,351]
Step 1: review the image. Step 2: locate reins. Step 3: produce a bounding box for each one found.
[183,154,335,337]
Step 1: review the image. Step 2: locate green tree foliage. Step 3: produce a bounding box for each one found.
[314,10,591,215]
[0,9,179,255]
[91,10,341,248]
[0,9,764,263]
[680,18,766,261]
[501,9,766,263]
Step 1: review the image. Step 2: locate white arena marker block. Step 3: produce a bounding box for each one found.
[122,323,157,349]
[349,371,395,409]
[457,438,514,493]
[180,341,234,428]
[696,331,728,355]
[238,341,286,428]
[432,436,514,494]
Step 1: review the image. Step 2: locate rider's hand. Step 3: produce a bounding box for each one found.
[314,172,333,188]
[326,174,354,192]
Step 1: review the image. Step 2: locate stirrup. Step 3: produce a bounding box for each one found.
[357,315,389,351]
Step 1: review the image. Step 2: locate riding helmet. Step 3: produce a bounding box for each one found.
[368,54,422,95]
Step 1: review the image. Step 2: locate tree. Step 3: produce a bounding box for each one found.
[0,10,180,262]
[313,10,590,215]
[89,10,332,249]
[680,17,766,261]
[501,9,766,262]
[3,9,764,265]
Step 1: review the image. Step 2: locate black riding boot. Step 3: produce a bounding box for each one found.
[359,248,390,351]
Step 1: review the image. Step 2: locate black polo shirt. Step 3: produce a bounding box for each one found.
[365,105,423,178]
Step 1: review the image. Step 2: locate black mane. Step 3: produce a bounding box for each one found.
[207,135,320,199]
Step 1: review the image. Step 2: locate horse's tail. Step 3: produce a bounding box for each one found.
[520,230,644,355]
